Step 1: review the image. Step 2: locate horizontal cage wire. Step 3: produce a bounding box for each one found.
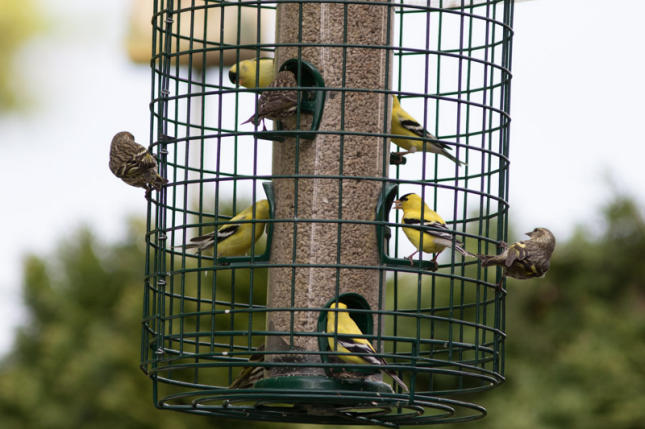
[142,0,513,425]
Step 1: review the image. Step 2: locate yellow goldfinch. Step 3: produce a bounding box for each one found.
[394,193,475,266]
[229,345,265,389]
[109,131,167,198]
[391,96,464,166]
[479,227,556,289]
[180,199,270,257]
[241,70,299,131]
[327,302,408,392]
[229,58,275,89]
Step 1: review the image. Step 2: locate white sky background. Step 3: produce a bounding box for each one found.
[1,0,644,356]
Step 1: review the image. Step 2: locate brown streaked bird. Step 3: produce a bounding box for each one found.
[109,131,167,198]
[229,345,266,389]
[479,227,556,290]
[241,70,299,131]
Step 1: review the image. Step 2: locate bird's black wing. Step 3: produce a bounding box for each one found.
[400,118,451,151]
[403,218,456,242]
[216,224,240,241]
[334,336,385,366]
[188,224,239,244]
[334,336,409,392]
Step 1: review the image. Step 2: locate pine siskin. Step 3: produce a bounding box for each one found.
[109,131,167,197]
[479,227,556,290]
[229,345,265,389]
[241,70,299,131]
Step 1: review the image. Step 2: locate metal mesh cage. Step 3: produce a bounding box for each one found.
[142,0,513,425]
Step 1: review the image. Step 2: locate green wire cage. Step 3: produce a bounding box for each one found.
[142,0,513,425]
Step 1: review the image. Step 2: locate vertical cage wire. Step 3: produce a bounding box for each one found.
[141,0,513,425]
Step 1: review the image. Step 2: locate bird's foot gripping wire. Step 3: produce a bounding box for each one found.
[429,254,439,272]
[406,250,419,265]
[496,278,507,294]
[390,152,407,165]
[407,253,438,271]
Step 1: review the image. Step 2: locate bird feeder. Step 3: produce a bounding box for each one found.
[141,0,513,425]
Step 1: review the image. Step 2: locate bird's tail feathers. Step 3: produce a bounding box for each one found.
[188,238,214,251]
[383,369,409,392]
[241,114,259,126]
[439,148,467,167]
[173,234,215,251]
[454,243,477,258]
[178,242,210,250]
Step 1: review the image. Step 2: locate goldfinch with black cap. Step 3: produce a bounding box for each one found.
[394,193,474,265]
[327,302,408,392]
[391,96,465,166]
[229,57,275,89]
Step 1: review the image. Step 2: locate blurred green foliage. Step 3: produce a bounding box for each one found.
[455,196,645,429]
[0,0,42,111]
[1,196,644,428]
[0,220,265,429]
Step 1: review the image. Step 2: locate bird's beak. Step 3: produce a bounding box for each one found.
[526,231,533,237]
[228,70,237,84]
[394,200,402,209]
